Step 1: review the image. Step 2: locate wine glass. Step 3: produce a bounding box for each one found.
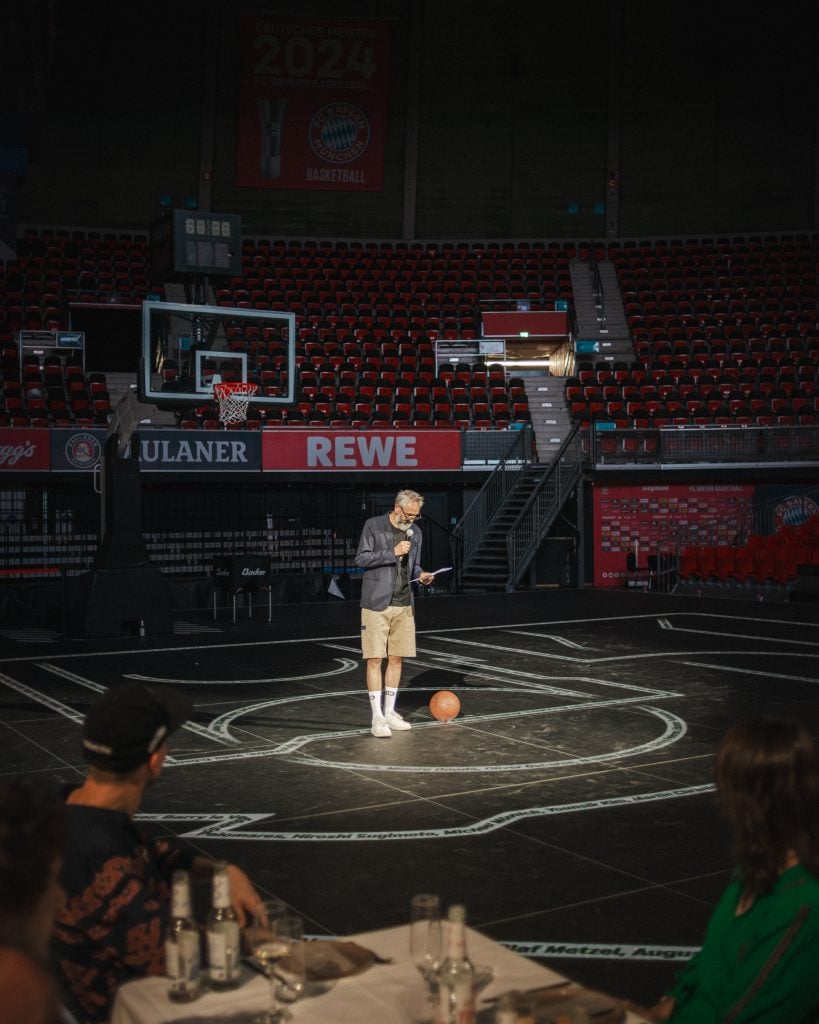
[410,893,442,1024]
[250,907,302,1024]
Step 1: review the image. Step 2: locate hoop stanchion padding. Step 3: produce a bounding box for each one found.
[213,382,259,424]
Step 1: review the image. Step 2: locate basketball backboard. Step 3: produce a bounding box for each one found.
[138,300,296,409]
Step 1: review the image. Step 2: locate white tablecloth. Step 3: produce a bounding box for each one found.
[111,924,648,1023]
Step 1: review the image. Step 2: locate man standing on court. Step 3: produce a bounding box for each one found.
[356,489,435,737]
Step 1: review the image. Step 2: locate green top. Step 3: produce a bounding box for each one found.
[669,864,819,1023]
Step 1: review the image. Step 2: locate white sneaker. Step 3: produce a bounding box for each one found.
[385,710,412,731]
[371,717,392,738]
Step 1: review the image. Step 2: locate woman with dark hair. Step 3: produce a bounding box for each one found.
[648,716,819,1023]
[0,777,68,1024]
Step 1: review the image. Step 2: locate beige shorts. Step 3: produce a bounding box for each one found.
[361,605,416,659]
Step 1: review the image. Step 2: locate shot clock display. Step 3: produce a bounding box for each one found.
[149,211,242,281]
[172,211,242,276]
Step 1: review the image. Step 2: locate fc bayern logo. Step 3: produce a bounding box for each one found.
[65,432,101,469]
[774,494,818,530]
[309,103,370,164]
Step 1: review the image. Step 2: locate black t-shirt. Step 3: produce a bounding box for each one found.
[390,523,411,606]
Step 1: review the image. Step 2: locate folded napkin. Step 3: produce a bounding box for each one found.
[304,940,376,981]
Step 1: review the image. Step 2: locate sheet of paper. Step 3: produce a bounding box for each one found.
[411,566,453,582]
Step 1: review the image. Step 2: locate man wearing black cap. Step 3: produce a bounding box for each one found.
[52,684,261,1024]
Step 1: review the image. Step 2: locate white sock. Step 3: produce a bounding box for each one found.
[368,690,383,720]
[384,688,398,716]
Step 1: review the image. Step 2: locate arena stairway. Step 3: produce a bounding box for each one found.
[522,373,573,462]
[459,465,545,593]
[569,258,633,365]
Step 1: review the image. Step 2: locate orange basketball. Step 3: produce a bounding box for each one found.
[429,690,461,721]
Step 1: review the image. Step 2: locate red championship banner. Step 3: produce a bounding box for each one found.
[593,482,755,587]
[236,14,389,191]
[0,428,51,471]
[262,429,462,472]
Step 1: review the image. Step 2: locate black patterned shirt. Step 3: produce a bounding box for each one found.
[51,803,196,1024]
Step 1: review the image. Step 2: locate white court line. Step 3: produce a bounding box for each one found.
[167,702,687,774]
[274,705,687,774]
[207,689,366,739]
[0,633,362,663]
[415,610,819,636]
[198,683,673,746]
[36,663,107,695]
[322,642,601,698]
[681,661,819,684]
[35,663,238,748]
[422,636,684,694]
[1,608,814,664]
[133,780,714,841]
[124,657,359,687]
[430,634,591,664]
[544,649,819,665]
[0,672,86,723]
[507,632,590,649]
[655,625,819,647]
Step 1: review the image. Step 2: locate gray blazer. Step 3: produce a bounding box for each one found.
[355,513,423,612]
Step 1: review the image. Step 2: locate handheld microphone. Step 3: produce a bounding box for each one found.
[403,528,414,563]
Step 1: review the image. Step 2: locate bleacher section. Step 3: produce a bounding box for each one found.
[0,228,155,429]
[1,230,817,444]
[568,235,818,431]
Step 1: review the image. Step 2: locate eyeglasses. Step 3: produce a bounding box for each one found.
[396,508,422,521]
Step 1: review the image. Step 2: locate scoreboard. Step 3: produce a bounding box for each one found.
[150,211,242,281]
[172,211,241,275]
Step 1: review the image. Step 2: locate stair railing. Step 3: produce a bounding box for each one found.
[506,423,583,591]
[451,426,534,579]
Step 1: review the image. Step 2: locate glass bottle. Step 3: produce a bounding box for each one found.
[206,860,241,989]
[166,870,201,1002]
[437,904,475,1024]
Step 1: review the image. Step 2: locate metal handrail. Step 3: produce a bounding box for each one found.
[452,426,534,570]
[590,255,604,311]
[506,423,583,590]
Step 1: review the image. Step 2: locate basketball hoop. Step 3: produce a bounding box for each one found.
[213,381,258,425]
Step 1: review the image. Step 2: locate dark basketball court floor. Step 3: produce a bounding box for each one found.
[2,587,819,1009]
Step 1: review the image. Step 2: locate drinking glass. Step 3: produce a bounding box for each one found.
[246,898,286,957]
[250,907,302,1024]
[274,920,306,1010]
[410,893,442,1023]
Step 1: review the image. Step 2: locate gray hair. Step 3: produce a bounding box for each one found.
[395,489,424,509]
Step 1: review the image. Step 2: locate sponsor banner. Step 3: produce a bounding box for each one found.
[0,428,51,471]
[136,430,261,471]
[51,428,106,472]
[593,483,755,588]
[262,429,462,472]
[236,14,389,191]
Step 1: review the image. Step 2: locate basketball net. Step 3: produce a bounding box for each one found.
[213,381,258,425]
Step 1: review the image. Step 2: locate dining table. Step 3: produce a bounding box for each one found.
[111,923,651,1023]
